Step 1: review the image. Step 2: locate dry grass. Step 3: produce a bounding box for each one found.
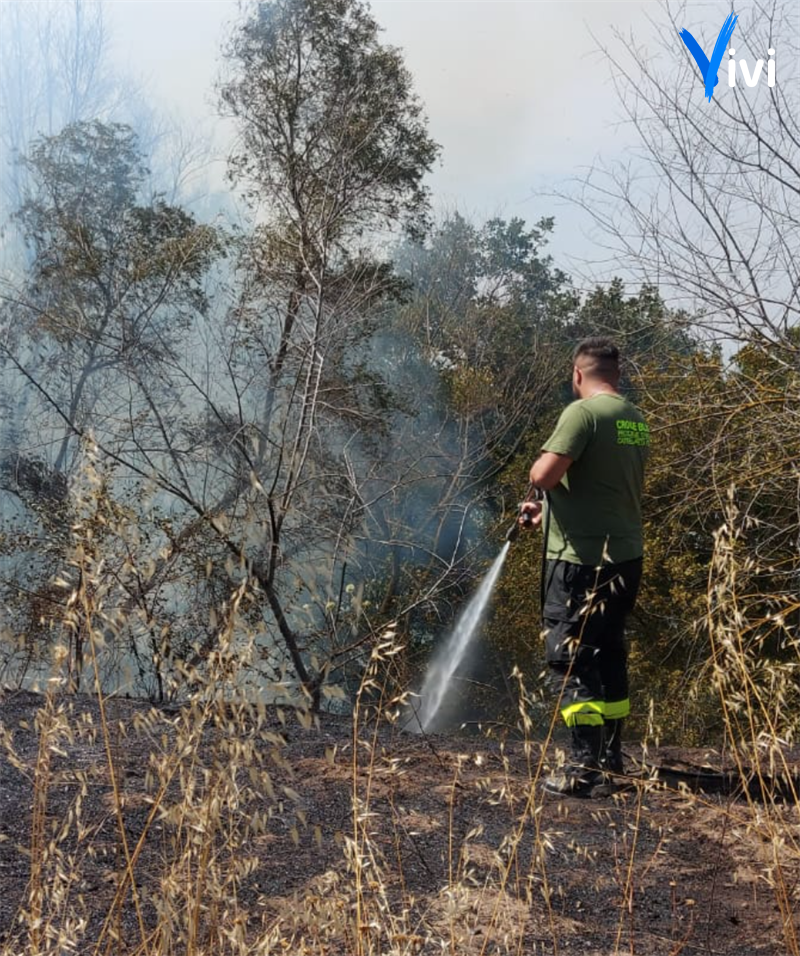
[1,647,797,954]
[0,478,798,955]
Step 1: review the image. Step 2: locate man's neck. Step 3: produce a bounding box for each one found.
[581,384,619,400]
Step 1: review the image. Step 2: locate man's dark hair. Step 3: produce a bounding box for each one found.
[573,337,620,379]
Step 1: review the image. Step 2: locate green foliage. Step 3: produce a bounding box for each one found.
[1,122,227,688]
[626,332,800,741]
[16,120,223,352]
[220,0,440,246]
[570,279,694,362]
[393,213,577,463]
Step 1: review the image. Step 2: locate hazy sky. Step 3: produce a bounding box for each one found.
[104,0,664,270]
[104,0,651,189]
[9,1,794,278]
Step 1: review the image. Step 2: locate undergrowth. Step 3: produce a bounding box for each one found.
[0,491,798,955]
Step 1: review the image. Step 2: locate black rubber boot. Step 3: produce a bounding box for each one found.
[603,718,625,774]
[543,725,605,797]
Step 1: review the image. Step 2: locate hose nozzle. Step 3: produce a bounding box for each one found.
[505,508,533,542]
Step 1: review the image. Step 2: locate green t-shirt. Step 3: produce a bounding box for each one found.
[542,393,649,566]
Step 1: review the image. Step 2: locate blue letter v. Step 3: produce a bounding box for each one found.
[679,12,738,101]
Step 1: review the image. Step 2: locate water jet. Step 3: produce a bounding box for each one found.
[404,542,511,734]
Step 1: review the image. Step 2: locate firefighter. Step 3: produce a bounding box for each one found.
[520,337,649,796]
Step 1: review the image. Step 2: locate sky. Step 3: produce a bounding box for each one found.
[4,0,797,283]
[103,0,663,274]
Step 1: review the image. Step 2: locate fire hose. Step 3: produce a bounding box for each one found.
[504,481,551,611]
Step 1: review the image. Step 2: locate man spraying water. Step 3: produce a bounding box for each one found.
[519,338,649,797]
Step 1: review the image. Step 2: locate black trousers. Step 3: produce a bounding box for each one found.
[542,557,642,728]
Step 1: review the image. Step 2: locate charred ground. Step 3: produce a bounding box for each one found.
[0,688,797,955]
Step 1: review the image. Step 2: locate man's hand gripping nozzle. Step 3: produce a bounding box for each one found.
[505,483,539,543]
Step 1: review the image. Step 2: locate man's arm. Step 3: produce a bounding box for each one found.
[529,451,572,490]
[518,451,573,529]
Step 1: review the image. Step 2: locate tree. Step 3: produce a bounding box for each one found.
[393,213,576,469]
[220,0,439,247]
[2,0,442,703]
[575,0,798,349]
[0,121,223,689]
[175,0,443,703]
[0,1,130,258]
[569,279,695,369]
[0,0,222,273]
[7,120,220,472]
[0,2,438,705]
[361,213,582,723]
